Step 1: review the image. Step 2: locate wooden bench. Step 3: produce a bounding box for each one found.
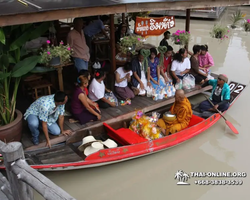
[27,80,53,100]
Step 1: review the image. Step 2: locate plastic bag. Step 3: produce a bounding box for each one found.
[146,86,153,97]
[175,79,183,90]
[182,74,195,90]
[104,92,118,106]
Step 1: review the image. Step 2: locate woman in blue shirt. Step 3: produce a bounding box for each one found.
[147,48,165,89]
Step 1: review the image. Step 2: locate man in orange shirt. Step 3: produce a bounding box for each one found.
[67,18,90,72]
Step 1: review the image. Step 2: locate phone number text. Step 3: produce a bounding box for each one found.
[194,179,243,185]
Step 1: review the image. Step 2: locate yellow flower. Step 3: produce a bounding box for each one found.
[242,14,246,18]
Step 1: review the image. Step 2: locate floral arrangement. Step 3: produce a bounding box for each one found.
[243,19,250,32]
[210,24,229,40]
[40,40,73,66]
[230,10,246,29]
[119,35,144,55]
[171,30,190,45]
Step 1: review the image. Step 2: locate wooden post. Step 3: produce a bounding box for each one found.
[1,142,34,200]
[0,172,14,200]
[109,14,116,91]
[185,9,191,50]
[122,13,125,23]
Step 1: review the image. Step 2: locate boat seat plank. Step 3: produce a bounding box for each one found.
[36,145,83,164]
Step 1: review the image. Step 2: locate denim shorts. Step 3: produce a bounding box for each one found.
[73,57,88,72]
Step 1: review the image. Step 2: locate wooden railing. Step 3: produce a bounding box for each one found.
[0,141,76,200]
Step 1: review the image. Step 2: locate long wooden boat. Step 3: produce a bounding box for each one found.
[0,80,246,171]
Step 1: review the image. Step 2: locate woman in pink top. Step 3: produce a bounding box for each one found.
[199,45,214,74]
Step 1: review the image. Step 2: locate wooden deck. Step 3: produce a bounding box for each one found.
[23,85,212,151]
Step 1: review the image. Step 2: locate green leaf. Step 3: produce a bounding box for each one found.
[8,54,17,64]
[11,56,41,78]
[29,22,50,41]
[0,71,11,80]
[9,22,50,52]
[0,54,9,69]
[0,28,5,45]
[9,30,31,51]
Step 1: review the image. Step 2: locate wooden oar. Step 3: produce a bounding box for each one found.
[203,95,239,134]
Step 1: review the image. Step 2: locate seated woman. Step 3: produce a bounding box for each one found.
[71,76,101,125]
[171,48,191,84]
[190,45,208,85]
[131,50,148,96]
[199,74,230,112]
[115,62,135,100]
[157,89,192,135]
[157,45,173,84]
[78,69,91,95]
[199,44,214,74]
[88,70,116,108]
[147,48,165,89]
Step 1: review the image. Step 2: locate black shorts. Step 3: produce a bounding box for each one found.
[194,74,207,84]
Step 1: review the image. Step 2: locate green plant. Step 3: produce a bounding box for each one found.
[230,10,246,28]
[243,19,250,32]
[171,30,190,45]
[210,24,229,40]
[119,35,144,55]
[0,23,49,126]
[40,41,73,66]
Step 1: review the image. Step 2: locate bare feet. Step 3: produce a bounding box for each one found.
[69,118,79,123]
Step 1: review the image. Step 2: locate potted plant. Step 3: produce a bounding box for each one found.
[171,30,190,45]
[40,40,73,66]
[119,35,144,55]
[210,24,229,40]
[0,22,49,143]
[230,10,245,29]
[243,19,250,32]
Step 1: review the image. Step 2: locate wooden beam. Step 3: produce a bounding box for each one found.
[185,9,191,49]
[0,0,250,26]
[126,0,250,12]
[0,5,125,27]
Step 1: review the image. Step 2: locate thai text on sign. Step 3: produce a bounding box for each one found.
[135,16,175,36]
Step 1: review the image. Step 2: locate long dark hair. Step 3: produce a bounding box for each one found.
[200,44,208,51]
[173,48,186,62]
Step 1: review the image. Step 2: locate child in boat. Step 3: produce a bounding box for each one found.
[199,45,214,74]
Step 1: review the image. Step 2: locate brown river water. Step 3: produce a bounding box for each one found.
[35,6,250,200]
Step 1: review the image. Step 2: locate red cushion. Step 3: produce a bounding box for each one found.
[187,115,204,128]
[103,123,148,145]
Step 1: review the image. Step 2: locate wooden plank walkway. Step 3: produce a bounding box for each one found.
[24,85,212,151]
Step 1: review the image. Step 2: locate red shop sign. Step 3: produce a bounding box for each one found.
[134,16,175,37]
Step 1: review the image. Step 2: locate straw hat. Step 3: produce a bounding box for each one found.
[84,142,104,156]
[78,136,97,152]
[102,139,118,148]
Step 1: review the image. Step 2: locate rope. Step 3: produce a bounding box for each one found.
[157,46,168,67]
[140,49,150,72]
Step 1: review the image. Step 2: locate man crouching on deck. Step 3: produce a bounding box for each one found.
[157,89,192,136]
[24,91,72,148]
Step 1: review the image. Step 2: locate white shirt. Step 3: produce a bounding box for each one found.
[115,67,133,87]
[88,78,105,101]
[171,57,191,76]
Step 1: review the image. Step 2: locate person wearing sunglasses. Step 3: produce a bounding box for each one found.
[199,74,230,112]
